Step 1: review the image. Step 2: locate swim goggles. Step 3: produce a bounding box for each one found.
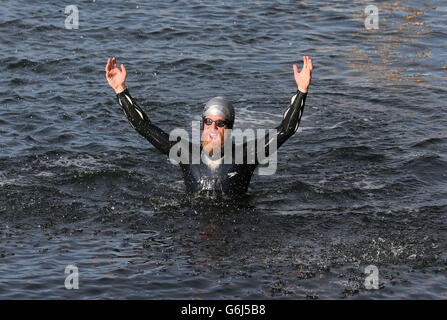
[203,118,229,128]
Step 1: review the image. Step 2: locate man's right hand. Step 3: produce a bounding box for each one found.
[105,57,127,94]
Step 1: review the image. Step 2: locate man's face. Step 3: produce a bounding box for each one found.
[201,115,229,155]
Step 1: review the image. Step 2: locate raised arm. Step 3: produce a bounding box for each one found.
[105,57,175,156]
[257,56,313,160]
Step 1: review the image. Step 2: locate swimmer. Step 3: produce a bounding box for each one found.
[105,56,313,196]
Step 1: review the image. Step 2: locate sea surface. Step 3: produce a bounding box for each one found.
[0,0,446,299]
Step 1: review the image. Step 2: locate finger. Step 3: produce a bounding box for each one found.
[309,58,313,71]
[303,56,307,69]
[106,59,114,77]
[121,63,127,76]
[293,64,299,75]
[105,58,111,72]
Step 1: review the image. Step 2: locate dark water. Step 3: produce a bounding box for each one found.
[1,0,446,299]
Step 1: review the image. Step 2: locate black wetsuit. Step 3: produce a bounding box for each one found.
[116,88,307,196]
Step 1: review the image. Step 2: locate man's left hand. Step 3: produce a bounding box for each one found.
[293,56,313,93]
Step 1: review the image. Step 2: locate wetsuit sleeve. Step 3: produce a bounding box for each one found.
[257,89,307,160]
[276,89,307,148]
[116,88,175,156]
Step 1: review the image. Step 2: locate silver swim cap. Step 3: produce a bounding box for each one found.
[203,96,235,128]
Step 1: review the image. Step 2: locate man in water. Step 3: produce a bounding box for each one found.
[105,56,313,196]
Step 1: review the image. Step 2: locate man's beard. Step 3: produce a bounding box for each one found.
[202,129,224,156]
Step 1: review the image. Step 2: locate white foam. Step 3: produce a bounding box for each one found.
[45,154,113,170]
